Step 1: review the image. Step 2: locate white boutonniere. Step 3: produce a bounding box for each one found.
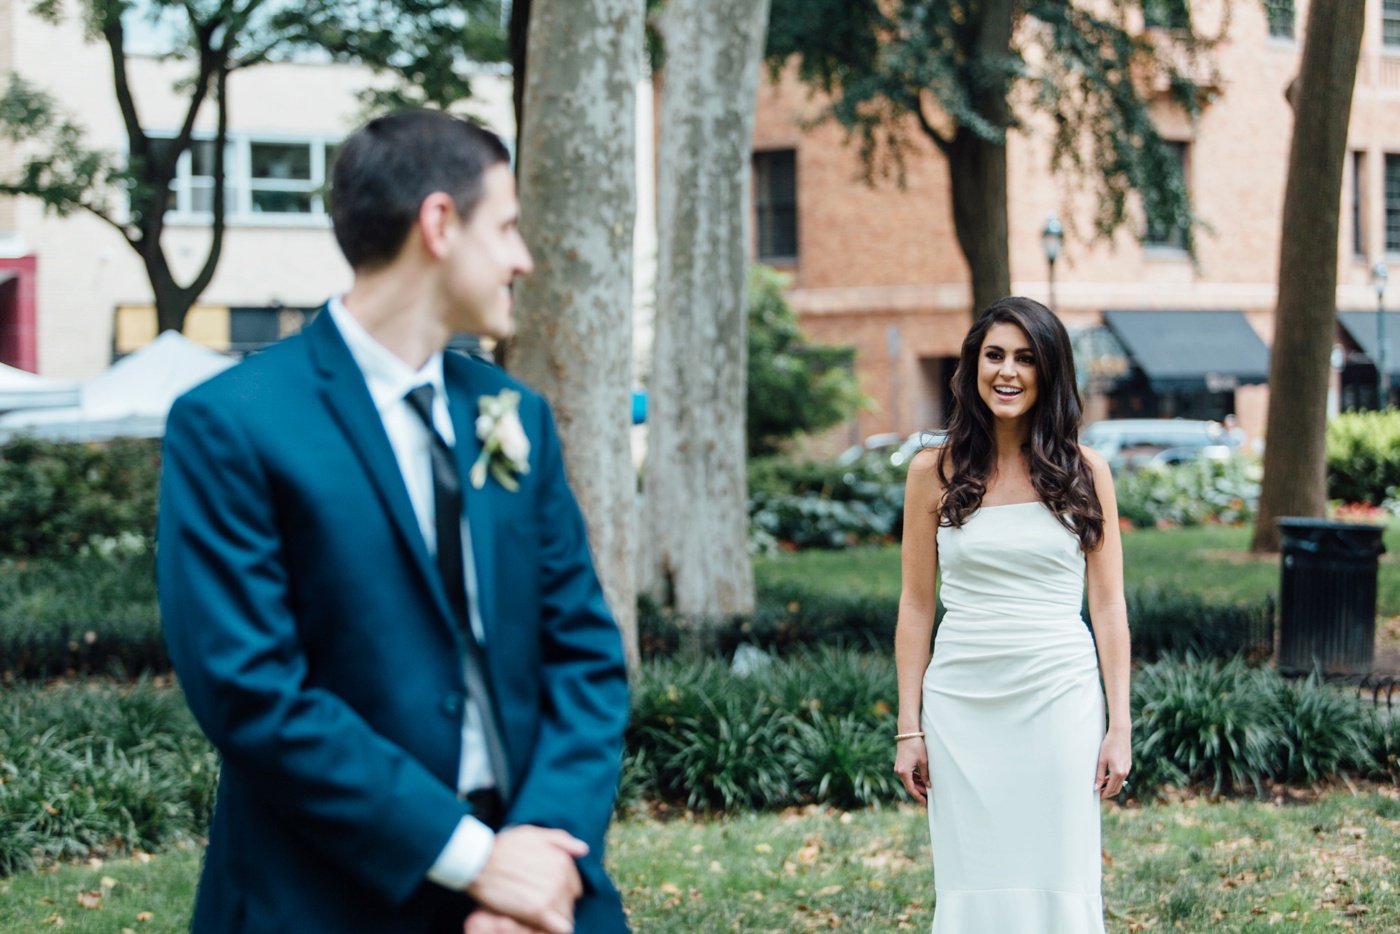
[471,390,531,491]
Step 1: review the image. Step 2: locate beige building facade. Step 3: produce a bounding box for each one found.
[0,2,517,380]
[750,0,1400,449]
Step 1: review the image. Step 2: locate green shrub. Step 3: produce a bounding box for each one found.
[765,646,897,721]
[1276,673,1373,785]
[1326,409,1400,505]
[0,437,161,559]
[644,582,1268,664]
[1127,588,1273,661]
[629,649,898,813]
[1131,655,1285,796]
[785,713,898,809]
[0,553,163,679]
[1362,707,1400,784]
[639,588,903,660]
[0,679,216,875]
[748,455,907,497]
[1126,659,1383,796]
[647,696,797,812]
[748,456,905,551]
[1113,457,1261,529]
[746,266,866,456]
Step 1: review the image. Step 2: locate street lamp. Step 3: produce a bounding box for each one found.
[1376,261,1390,408]
[1042,211,1064,314]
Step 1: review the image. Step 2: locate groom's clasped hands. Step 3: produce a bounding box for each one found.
[464,826,591,934]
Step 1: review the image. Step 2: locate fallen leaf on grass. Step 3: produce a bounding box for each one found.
[76,890,103,910]
[754,843,772,854]
[136,912,153,922]
[43,915,64,927]
[814,885,842,896]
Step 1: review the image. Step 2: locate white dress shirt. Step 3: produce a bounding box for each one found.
[326,297,496,890]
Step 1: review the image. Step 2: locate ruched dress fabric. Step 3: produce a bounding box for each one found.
[922,501,1106,933]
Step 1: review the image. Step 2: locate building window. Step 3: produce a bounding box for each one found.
[1145,141,1189,250]
[1354,151,1367,258]
[1386,154,1400,254]
[1386,0,1400,48]
[1265,0,1294,39]
[754,149,798,262]
[1143,0,1190,30]
[156,133,341,225]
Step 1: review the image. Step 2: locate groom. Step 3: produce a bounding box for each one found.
[158,110,630,934]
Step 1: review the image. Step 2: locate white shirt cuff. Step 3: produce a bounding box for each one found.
[426,816,496,891]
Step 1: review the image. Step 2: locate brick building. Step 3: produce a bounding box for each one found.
[749,0,1400,450]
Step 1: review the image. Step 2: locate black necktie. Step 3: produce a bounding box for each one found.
[404,384,512,802]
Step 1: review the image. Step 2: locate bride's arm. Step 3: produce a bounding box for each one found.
[893,448,943,804]
[1083,445,1131,798]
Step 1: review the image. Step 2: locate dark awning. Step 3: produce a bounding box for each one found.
[1336,311,1400,379]
[1101,310,1271,391]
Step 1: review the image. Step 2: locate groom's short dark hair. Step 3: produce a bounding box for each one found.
[329,109,511,271]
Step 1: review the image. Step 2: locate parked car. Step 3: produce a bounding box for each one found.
[836,430,947,468]
[835,432,905,466]
[890,430,947,467]
[1079,418,1242,472]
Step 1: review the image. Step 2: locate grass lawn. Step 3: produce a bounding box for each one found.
[0,846,200,934]
[754,522,1400,617]
[7,791,1400,932]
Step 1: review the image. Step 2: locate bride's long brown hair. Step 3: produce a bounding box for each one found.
[936,297,1104,552]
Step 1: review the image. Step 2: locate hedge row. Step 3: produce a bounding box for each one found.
[4,654,1397,873]
[0,437,161,559]
[638,587,1272,664]
[0,565,1271,680]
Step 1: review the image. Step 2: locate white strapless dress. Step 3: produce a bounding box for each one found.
[922,501,1107,933]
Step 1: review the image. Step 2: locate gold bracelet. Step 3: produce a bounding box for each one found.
[894,731,925,741]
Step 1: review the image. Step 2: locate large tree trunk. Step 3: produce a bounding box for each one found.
[1250,0,1366,553]
[947,126,1011,319]
[936,0,1014,319]
[641,0,770,622]
[511,0,643,668]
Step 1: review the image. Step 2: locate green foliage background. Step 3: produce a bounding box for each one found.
[747,266,865,456]
[1326,409,1400,505]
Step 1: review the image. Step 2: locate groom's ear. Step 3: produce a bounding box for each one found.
[417,191,461,262]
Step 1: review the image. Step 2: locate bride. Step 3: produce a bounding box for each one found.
[892,296,1131,932]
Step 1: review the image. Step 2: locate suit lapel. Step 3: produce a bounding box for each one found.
[444,353,498,644]
[304,311,456,626]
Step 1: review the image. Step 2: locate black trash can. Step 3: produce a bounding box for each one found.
[1277,518,1387,674]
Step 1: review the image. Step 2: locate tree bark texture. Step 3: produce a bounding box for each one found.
[947,126,1012,319]
[921,0,1014,320]
[1250,0,1366,553]
[511,0,643,667]
[642,0,770,621]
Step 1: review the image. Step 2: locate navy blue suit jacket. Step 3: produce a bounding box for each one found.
[158,310,630,934]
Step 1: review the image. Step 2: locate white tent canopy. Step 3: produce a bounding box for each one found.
[0,361,79,411]
[0,331,235,442]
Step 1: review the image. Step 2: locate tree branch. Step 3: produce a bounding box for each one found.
[912,89,952,156]
[183,65,230,303]
[101,7,145,160]
[170,21,221,161]
[78,199,138,245]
